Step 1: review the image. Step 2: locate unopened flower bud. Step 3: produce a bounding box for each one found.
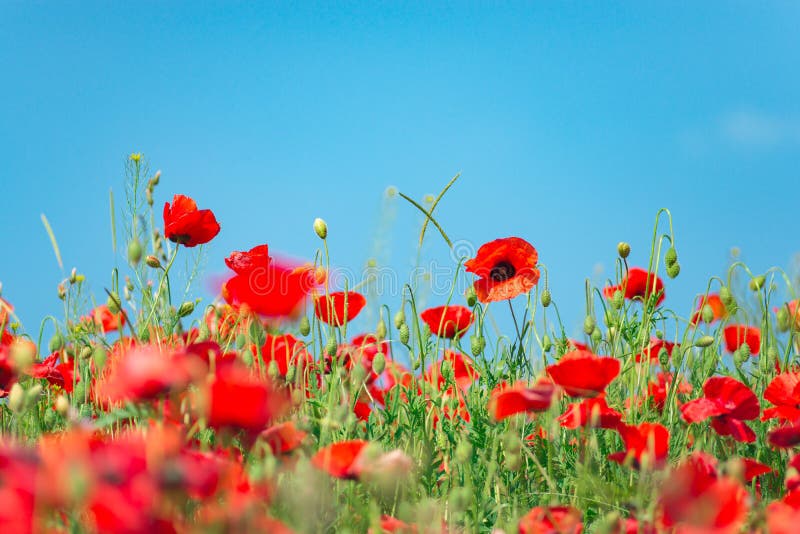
[702,304,715,324]
[421,324,431,345]
[583,316,596,336]
[542,334,552,353]
[777,306,791,332]
[49,332,65,353]
[470,335,485,357]
[313,218,328,239]
[666,262,680,279]
[151,170,161,185]
[145,255,162,269]
[695,335,715,348]
[267,359,280,380]
[241,348,254,367]
[127,239,143,265]
[394,309,406,329]
[720,286,734,307]
[285,364,296,382]
[299,316,311,336]
[611,290,624,310]
[376,318,387,340]
[749,275,766,292]
[235,333,247,350]
[399,323,410,345]
[617,242,631,259]
[326,337,338,357]
[591,326,602,344]
[8,384,24,412]
[658,347,670,368]
[92,346,107,371]
[351,363,367,387]
[540,289,551,307]
[55,395,70,416]
[106,292,121,314]
[79,345,92,360]
[466,286,477,307]
[372,352,386,375]
[177,301,195,318]
[665,247,678,268]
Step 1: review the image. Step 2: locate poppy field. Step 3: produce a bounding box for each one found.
[2,156,800,534]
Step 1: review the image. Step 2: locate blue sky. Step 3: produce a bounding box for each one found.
[1,2,798,339]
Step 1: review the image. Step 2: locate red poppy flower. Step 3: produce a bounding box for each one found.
[163,194,221,247]
[723,325,761,355]
[0,297,13,327]
[488,378,555,421]
[741,458,772,482]
[680,376,760,443]
[690,294,728,325]
[558,396,622,430]
[634,338,676,363]
[763,372,800,421]
[546,350,620,398]
[419,305,473,339]
[768,424,800,448]
[311,440,369,480]
[464,237,540,303]
[603,267,665,306]
[0,343,17,397]
[425,350,480,392]
[261,333,310,377]
[87,305,126,332]
[260,421,307,454]
[377,515,416,533]
[608,422,669,469]
[314,291,367,326]
[518,505,583,534]
[348,333,390,381]
[648,372,692,412]
[223,251,322,318]
[27,352,77,393]
[205,366,289,433]
[767,499,800,534]
[658,456,748,533]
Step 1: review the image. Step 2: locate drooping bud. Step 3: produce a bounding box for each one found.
[106,292,121,314]
[372,352,386,375]
[664,247,678,268]
[749,274,766,292]
[466,286,477,307]
[285,364,296,382]
[666,262,680,279]
[540,289,551,307]
[313,218,328,239]
[145,255,162,269]
[326,337,338,357]
[127,239,143,265]
[299,316,311,336]
[241,348,254,367]
[177,301,195,318]
[617,242,631,259]
[719,286,734,307]
[376,318,387,340]
[394,309,406,329]
[470,335,485,357]
[777,306,791,332]
[583,316,596,336]
[611,290,624,310]
[267,359,280,380]
[399,323,410,345]
[702,304,715,324]
[542,334,552,353]
[695,335,715,348]
[49,332,65,353]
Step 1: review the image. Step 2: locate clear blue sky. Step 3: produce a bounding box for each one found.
[1,2,798,339]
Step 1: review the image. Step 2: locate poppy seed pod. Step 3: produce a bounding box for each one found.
[313,218,328,239]
[665,247,678,269]
[127,239,143,265]
[617,242,631,259]
[541,289,552,307]
[299,316,311,336]
[145,255,162,269]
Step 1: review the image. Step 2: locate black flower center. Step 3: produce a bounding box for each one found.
[490,261,516,282]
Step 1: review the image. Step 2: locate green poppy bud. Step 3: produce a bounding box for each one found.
[702,304,715,324]
[241,348,254,367]
[471,335,486,357]
[326,337,338,357]
[611,290,624,310]
[8,384,24,412]
[655,329,664,340]
[583,316,596,335]
[777,306,791,332]
[399,323,410,345]
[720,286,734,307]
[92,346,107,372]
[235,333,247,350]
[394,309,405,329]
[127,239,143,265]
[542,334,552,353]
[749,275,766,292]
[455,441,473,464]
[440,359,453,381]
[665,247,678,268]
[591,326,602,345]
[313,218,328,239]
[666,262,680,279]
[617,242,631,259]
[197,322,210,342]
[145,255,162,269]
[372,352,386,375]
[505,452,522,472]
[658,347,670,368]
[421,324,431,345]
[79,345,92,360]
[106,292,121,314]
[376,318,387,340]
[285,364,296,382]
[767,346,779,364]
[177,301,195,318]
[695,335,715,348]
[540,289,552,308]
[248,320,266,346]
[466,286,477,307]
[267,359,280,380]
[49,332,65,353]
[299,316,311,336]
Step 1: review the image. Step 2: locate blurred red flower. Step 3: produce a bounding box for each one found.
[603,267,665,306]
[608,422,669,469]
[558,396,622,430]
[314,291,367,326]
[681,376,760,443]
[205,366,289,433]
[311,440,369,480]
[464,237,539,303]
[27,352,77,393]
[260,421,307,454]
[425,350,480,393]
[488,379,554,421]
[690,293,727,325]
[88,304,126,332]
[261,333,311,377]
[723,325,761,355]
[763,372,800,421]
[546,350,620,398]
[419,305,473,339]
[163,194,221,247]
[518,505,582,534]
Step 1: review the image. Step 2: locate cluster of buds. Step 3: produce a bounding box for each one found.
[145,170,161,207]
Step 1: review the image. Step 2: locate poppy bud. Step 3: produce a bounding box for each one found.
[145,255,162,269]
[127,239,143,265]
[351,363,367,387]
[583,316,595,336]
[767,346,779,364]
[440,359,453,381]
[326,337,338,357]
[106,292,121,314]
[241,349,254,367]
[749,275,766,292]
[701,304,715,324]
[376,318,387,340]
[92,346,107,372]
[285,364,296,382]
[777,306,790,332]
[372,352,386,375]
[734,344,750,367]
[617,242,631,259]
[235,333,247,350]
[248,321,266,346]
[151,169,161,185]
[79,345,92,360]
[197,323,210,342]
[540,289,552,307]
[591,326,602,345]
[177,301,195,318]
[313,218,328,239]
[299,316,311,336]
[666,262,680,279]
[542,334,552,353]
[49,332,65,353]
[665,247,677,268]
[611,290,624,310]
[8,384,24,413]
[466,286,477,307]
[658,347,670,368]
[471,335,486,357]
[505,451,521,472]
[394,309,405,329]
[399,323,410,345]
[455,441,473,464]
[695,335,714,348]
[720,286,734,307]
[449,487,471,513]
[267,360,280,380]
[421,324,431,345]
[55,395,70,416]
